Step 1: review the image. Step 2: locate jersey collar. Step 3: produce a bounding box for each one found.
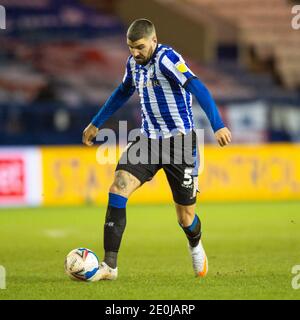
[150,43,160,63]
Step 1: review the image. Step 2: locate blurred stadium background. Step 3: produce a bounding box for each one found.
[0,0,300,205]
[0,0,300,300]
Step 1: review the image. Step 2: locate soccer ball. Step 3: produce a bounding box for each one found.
[64,248,99,281]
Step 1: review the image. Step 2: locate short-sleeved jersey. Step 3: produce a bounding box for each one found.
[122,44,197,139]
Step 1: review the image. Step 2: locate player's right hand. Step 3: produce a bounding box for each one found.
[82,123,99,146]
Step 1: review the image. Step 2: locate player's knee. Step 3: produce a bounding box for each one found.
[109,170,140,197]
[109,183,121,194]
[109,183,130,198]
[177,204,195,216]
[109,172,128,195]
[176,204,195,226]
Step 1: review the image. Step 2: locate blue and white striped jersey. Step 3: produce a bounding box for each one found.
[122,44,197,139]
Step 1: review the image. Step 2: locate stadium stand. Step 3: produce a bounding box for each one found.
[185,0,300,90]
[0,0,299,144]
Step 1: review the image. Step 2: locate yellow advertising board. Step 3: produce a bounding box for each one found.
[201,144,300,201]
[41,144,300,205]
[41,146,171,205]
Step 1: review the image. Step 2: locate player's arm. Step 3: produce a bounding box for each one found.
[159,50,231,147]
[185,78,231,147]
[83,58,135,146]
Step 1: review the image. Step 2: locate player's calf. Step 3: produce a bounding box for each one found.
[103,193,127,269]
[178,213,208,277]
[103,170,141,271]
[179,213,202,248]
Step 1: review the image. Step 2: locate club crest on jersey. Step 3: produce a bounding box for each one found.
[149,65,155,78]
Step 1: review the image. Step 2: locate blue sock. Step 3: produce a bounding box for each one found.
[180,214,201,247]
[103,193,128,268]
[108,193,127,208]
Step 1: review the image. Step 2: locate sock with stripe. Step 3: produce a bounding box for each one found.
[103,193,127,268]
[180,214,202,248]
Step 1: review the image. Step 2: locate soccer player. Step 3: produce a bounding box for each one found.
[82,19,231,280]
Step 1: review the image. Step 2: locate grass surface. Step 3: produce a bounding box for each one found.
[0,202,300,300]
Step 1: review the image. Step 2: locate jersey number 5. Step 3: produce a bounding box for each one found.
[183,168,193,186]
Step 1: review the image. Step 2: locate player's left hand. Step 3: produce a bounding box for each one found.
[214,127,232,147]
[82,123,99,146]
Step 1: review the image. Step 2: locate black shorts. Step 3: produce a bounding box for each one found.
[116,130,200,206]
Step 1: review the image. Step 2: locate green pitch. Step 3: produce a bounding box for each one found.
[0,201,300,300]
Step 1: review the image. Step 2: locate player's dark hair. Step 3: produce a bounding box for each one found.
[127,19,156,42]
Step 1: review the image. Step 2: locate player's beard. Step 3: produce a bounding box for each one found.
[135,46,155,65]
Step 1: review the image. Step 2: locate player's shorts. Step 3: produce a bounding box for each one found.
[116,129,200,206]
